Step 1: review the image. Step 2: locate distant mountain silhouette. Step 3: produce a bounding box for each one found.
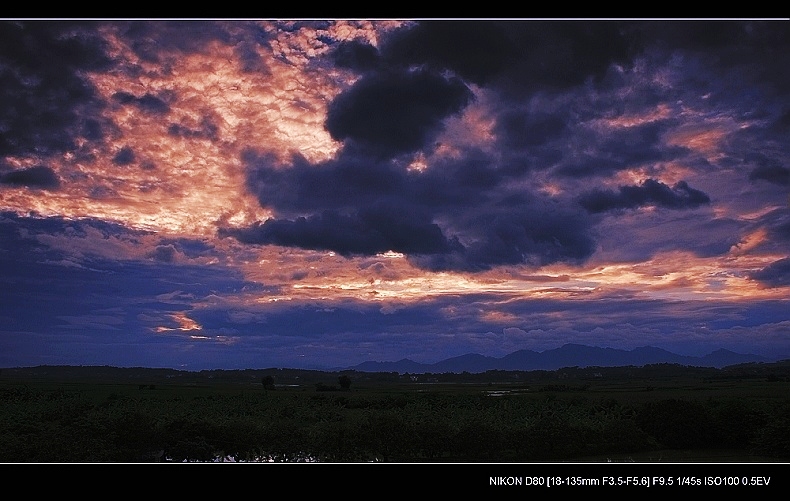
[349,344,772,374]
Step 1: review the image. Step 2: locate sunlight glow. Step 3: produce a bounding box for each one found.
[156,313,202,333]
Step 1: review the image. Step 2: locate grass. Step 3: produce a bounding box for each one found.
[1,363,789,463]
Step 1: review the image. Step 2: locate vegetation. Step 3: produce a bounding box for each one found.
[0,361,789,463]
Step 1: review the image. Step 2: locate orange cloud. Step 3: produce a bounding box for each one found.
[155,312,202,332]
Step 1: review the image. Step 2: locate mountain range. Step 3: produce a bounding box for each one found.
[349,344,775,374]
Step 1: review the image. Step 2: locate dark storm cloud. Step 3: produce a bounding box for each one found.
[237,145,598,271]
[0,211,254,334]
[379,20,520,86]
[0,210,151,261]
[578,179,711,214]
[773,219,790,243]
[640,21,790,90]
[379,21,640,93]
[776,109,790,133]
[491,131,567,179]
[244,147,502,215]
[0,165,60,190]
[750,257,790,287]
[112,146,135,166]
[167,115,220,141]
[556,122,686,178]
[749,163,790,186]
[80,118,104,141]
[593,212,744,263]
[750,209,790,257]
[158,237,216,259]
[497,21,639,94]
[0,21,111,156]
[148,244,177,263]
[231,20,790,276]
[636,21,790,156]
[0,211,217,267]
[415,200,596,272]
[111,91,171,114]
[119,20,231,63]
[117,20,277,76]
[220,206,461,257]
[476,202,596,266]
[491,107,686,179]
[137,94,171,114]
[242,150,407,214]
[232,24,272,73]
[331,39,380,72]
[235,40,269,73]
[324,68,474,157]
[453,20,790,179]
[495,109,569,150]
[413,148,503,207]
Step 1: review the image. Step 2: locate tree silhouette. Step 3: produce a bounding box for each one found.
[338,375,351,390]
[261,375,274,390]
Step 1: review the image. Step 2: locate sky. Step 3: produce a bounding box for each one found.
[1,19,789,371]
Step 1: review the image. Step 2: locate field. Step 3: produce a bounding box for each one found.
[1,362,789,463]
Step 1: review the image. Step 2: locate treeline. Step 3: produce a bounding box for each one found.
[1,380,788,462]
[3,359,790,385]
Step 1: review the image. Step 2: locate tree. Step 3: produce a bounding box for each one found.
[261,375,274,390]
[338,375,351,390]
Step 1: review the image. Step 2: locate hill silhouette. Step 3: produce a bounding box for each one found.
[350,343,773,373]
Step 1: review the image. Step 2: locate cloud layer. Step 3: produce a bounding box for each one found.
[1,20,789,370]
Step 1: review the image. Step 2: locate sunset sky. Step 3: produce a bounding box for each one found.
[1,19,789,370]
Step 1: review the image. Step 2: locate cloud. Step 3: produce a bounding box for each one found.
[167,115,220,141]
[561,125,688,179]
[236,146,598,271]
[3,20,790,370]
[578,179,711,213]
[379,21,641,93]
[750,257,790,287]
[112,146,135,166]
[118,20,231,63]
[0,21,111,156]
[220,206,461,257]
[111,91,171,114]
[0,212,254,344]
[494,109,569,150]
[331,39,380,72]
[241,147,504,220]
[749,163,790,186]
[639,20,790,92]
[324,68,473,157]
[751,209,790,255]
[590,211,744,263]
[414,198,597,272]
[148,244,178,263]
[0,211,224,269]
[379,20,521,86]
[0,166,60,190]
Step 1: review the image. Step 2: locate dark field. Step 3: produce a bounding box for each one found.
[1,362,789,463]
